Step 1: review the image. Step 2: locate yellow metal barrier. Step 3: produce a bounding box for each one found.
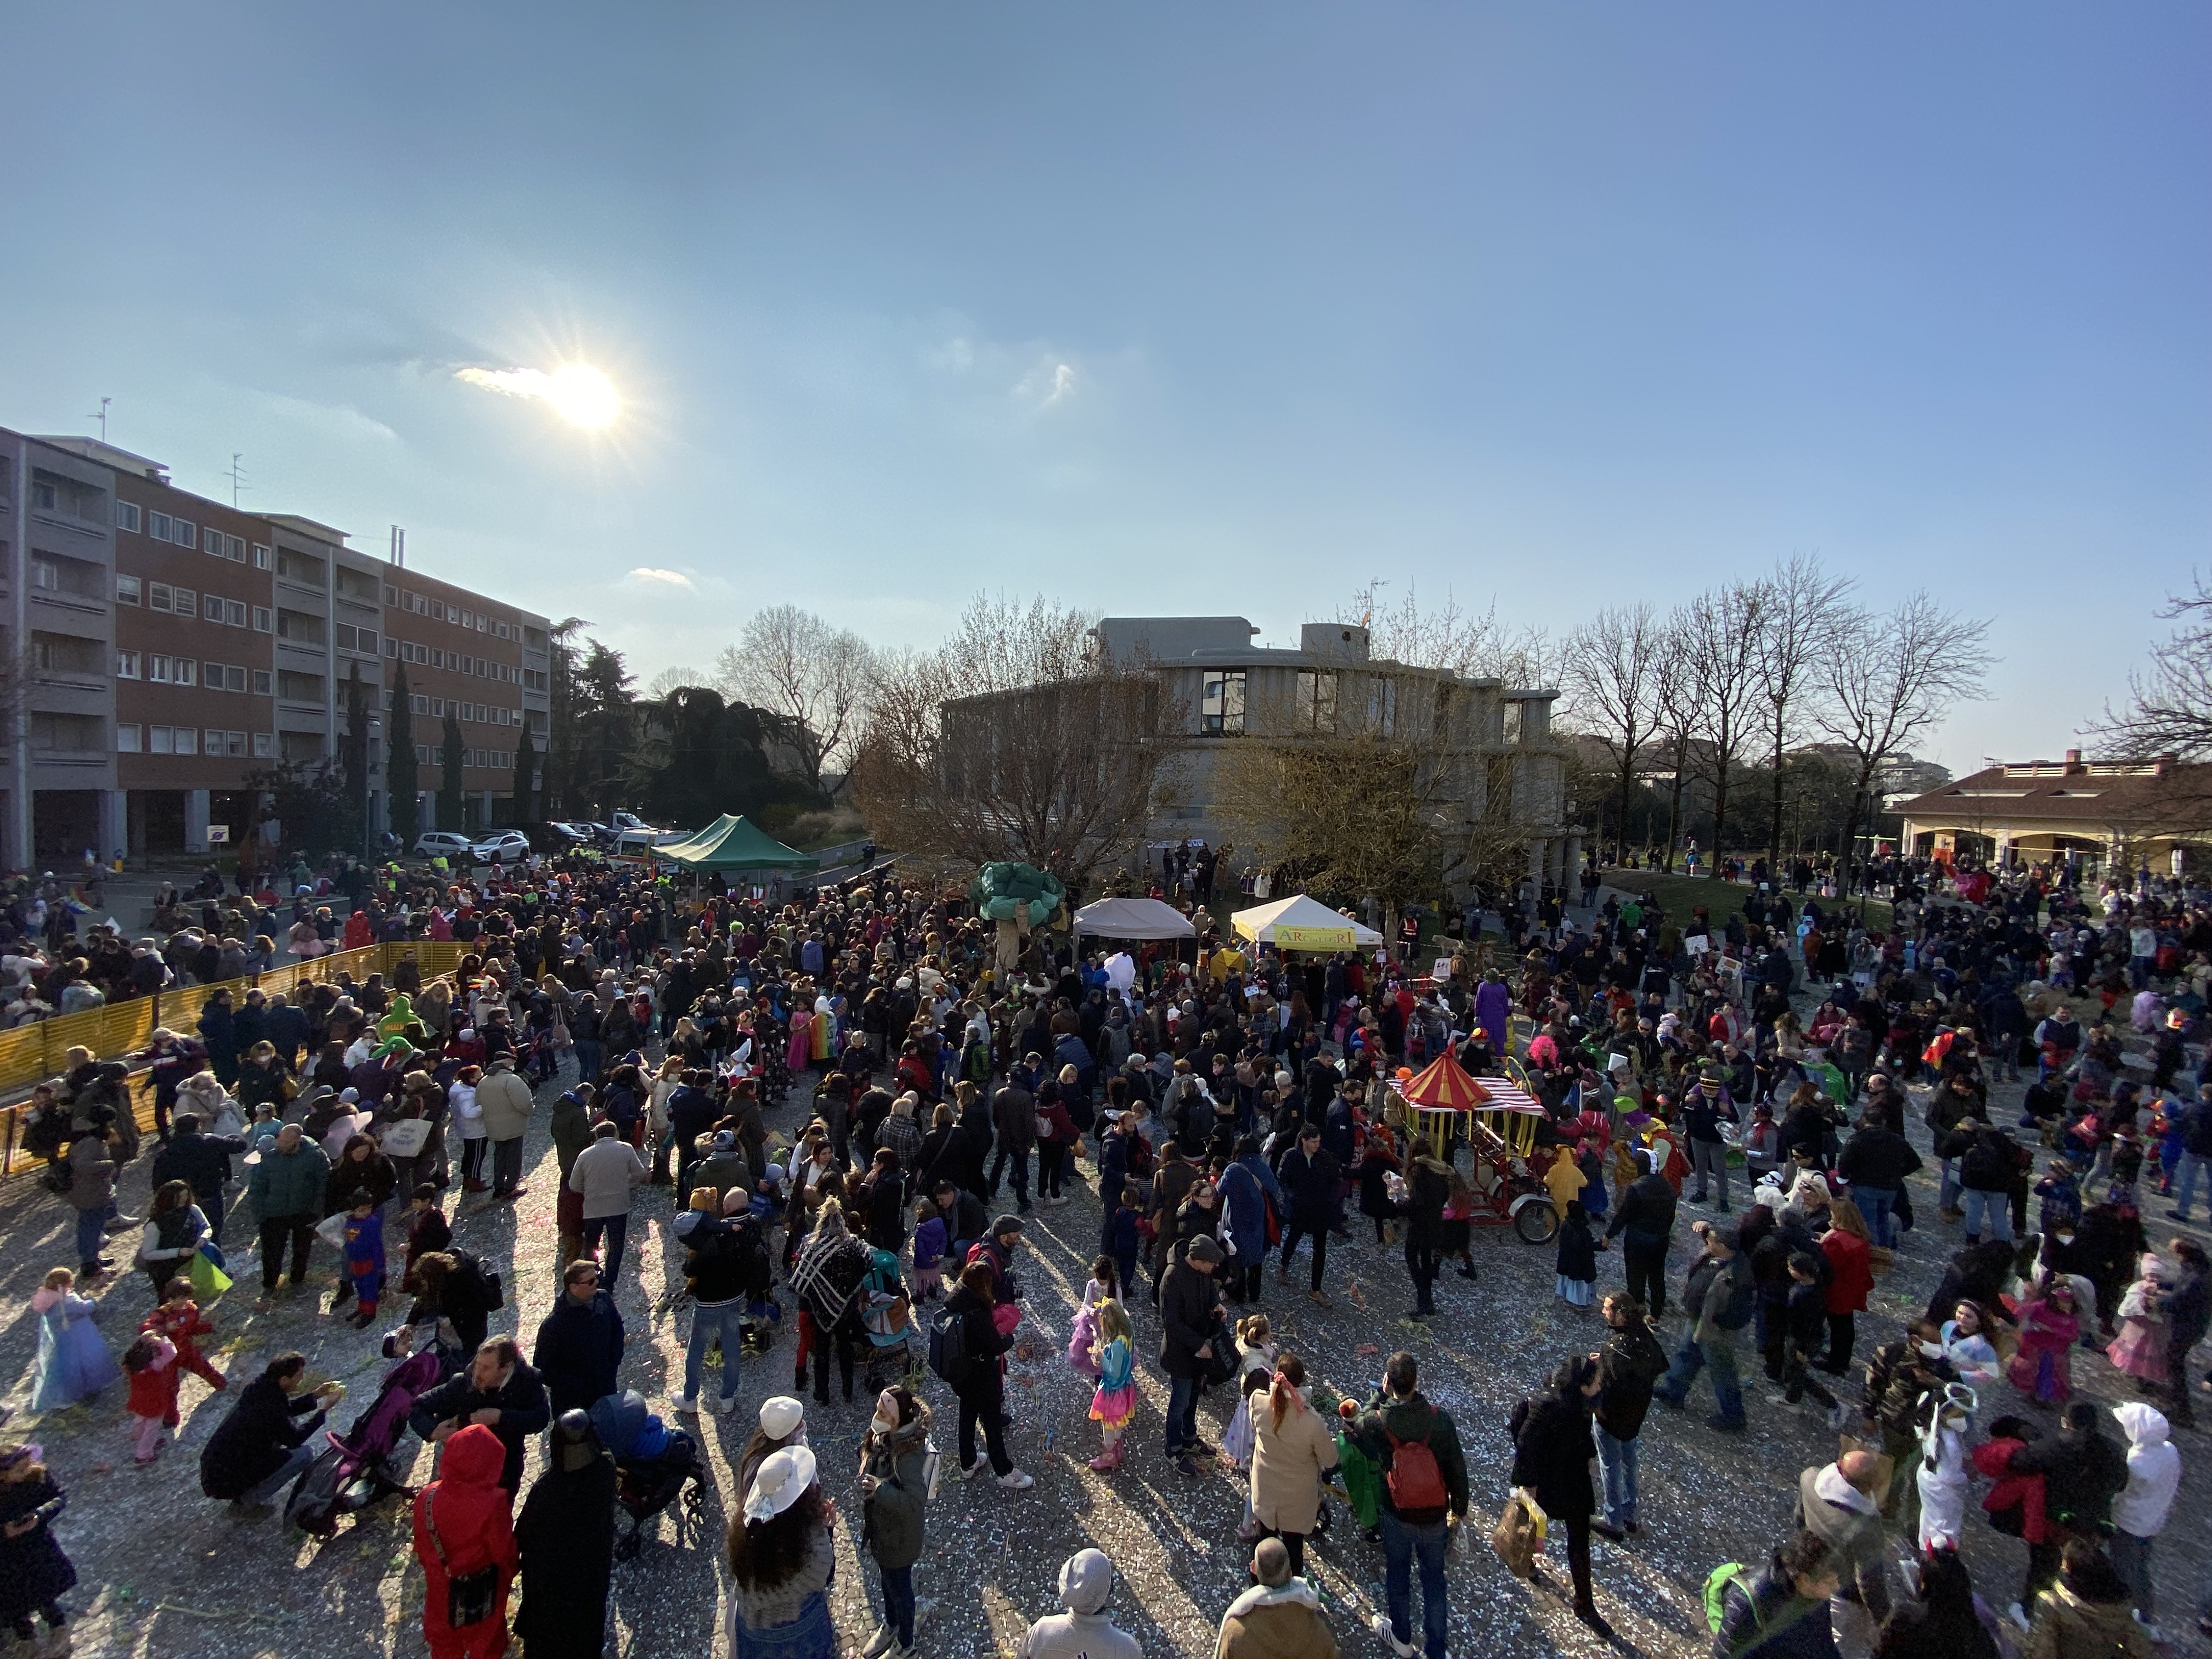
[0,940,478,1177]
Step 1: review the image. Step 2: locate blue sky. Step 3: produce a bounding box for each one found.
[4,4,2205,771]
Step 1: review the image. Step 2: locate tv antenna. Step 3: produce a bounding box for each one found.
[227,454,249,507]
[89,398,110,441]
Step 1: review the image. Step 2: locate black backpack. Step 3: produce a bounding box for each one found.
[927,1303,970,1386]
[451,1250,505,1313]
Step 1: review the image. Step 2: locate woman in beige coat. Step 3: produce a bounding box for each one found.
[1246,1356,1338,1577]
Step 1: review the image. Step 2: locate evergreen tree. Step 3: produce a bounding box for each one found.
[387,664,418,847]
[511,721,537,823]
[440,711,466,832]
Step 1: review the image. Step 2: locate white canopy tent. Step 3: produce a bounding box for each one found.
[1229,893,1385,949]
[1072,896,1198,941]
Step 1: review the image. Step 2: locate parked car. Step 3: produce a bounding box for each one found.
[413,831,475,861]
[543,821,594,845]
[470,830,534,865]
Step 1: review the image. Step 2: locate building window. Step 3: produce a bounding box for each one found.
[276,670,324,703]
[115,574,141,606]
[252,669,273,695]
[1200,670,1246,735]
[252,544,270,569]
[252,732,273,758]
[383,583,398,606]
[174,587,195,617]
[115,501,140,533]
[252,607,272,632]
[225,600,246,627]
[276,610,324,645]
[172,519,195,549]
[148,510,171,540]
[116,650,140,679]
[385,637,398,658]
[222,664,247,691]
[203,594,223,622]
[1294,670,1338,733]
[117,723,142,753]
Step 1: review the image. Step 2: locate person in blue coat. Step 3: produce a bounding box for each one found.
[1218,1137,1283,1304]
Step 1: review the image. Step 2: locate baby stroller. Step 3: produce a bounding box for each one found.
[590,1389,707,1561]
[857,1248,918,1392]
[286,1349,443,1538]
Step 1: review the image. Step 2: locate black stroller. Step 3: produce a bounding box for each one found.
[590,1389,708,1560]
[286,1349,444,1538]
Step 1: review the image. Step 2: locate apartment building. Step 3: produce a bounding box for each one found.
[1,424,550,865]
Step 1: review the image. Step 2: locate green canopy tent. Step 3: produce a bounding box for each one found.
[651,814,817,876]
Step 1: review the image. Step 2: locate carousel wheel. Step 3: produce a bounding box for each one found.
[1513,1200,1559,1245]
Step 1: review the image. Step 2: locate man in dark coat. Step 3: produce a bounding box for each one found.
[1604,1149,1678,1316]
[199,1352,339,1511]
[2007,1399,2129,1607]
[1276,1126,1340,1303]
[532,1261,626,1414]
[514,1409,618,1658]
[1158,1235,1226,1476]
[1590,1293,1667,1540]
[409,1336,552,1494]
[150,1112,246,1244]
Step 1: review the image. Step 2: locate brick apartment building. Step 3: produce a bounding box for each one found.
[1,424,551,865]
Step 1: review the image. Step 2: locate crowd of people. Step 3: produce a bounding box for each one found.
[3,841,2209,1658]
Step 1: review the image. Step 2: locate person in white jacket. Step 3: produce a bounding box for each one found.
[1914,1383,1977,1551]
[2109,1401,2181,1639]
[569,1120,646,1283]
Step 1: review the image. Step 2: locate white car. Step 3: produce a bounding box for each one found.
[471,830,533,865]
[413,831,474,861]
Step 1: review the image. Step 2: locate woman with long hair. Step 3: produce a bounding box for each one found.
[1246,1354,1338,1577]
[1820,1198,1876,1377]
[726,1446,836,1659]
[136,1180,210,1299]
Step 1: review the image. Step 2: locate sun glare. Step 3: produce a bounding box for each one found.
[455,361,622,429]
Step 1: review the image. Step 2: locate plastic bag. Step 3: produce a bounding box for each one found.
[315,1212,348,1249]
[188,1245,234,1300]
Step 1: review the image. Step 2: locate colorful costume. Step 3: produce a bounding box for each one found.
[1089,1335,1136,1432]
[2006,1295,2079,1403]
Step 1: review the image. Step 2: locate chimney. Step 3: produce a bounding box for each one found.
[2063,747,2083,771]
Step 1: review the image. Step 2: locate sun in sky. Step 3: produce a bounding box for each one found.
[456,361,621,428]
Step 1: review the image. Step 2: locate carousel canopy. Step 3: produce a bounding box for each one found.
[1396,1053,1545,1114]
[1228,893,1384,949]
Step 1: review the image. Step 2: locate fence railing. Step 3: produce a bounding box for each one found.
[0,940,476,1177]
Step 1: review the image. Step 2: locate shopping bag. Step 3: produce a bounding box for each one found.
[188,1245,234,1300]
[315,1212,349,1249]
[1489,1488,1548,1578]
[379,1118,432,1159]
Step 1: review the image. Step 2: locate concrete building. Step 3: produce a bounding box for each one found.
[1895,748,2206,877]
[1080,615,1575,890]
[1,424,549,865]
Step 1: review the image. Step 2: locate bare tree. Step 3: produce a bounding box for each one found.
[1680,579,1773,874]
[644,663,707,701]
[847,595,1182,893]
[1813,592,1993,899]
[2087,571,2212,836]
[1341,583,1554,685]
[714,605,876,793]
[1648,614,1696,870]
[1750,555,1854,872]
[1561,603,1662,861]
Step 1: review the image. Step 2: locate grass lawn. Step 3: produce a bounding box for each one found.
[1596,867,1894,933]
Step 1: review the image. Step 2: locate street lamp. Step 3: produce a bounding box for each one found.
[363,711,381,862]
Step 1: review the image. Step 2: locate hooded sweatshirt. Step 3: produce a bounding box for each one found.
[1017,1553,1141,1659]
[411,1423,518,1637]
[2109,1403,2180,1539]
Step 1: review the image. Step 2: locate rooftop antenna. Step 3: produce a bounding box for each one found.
[227,453,249,508]
[89,398,110,442]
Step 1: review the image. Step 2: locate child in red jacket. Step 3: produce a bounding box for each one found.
[142,1281,225,1406]
[121,1334,177,1465]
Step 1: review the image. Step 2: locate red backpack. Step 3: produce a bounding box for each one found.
[1384,1428,1448,1513]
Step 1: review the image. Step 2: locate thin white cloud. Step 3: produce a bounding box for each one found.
[1014,358,1079,410]
[626,567,696,590]
[262,392,399,443]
